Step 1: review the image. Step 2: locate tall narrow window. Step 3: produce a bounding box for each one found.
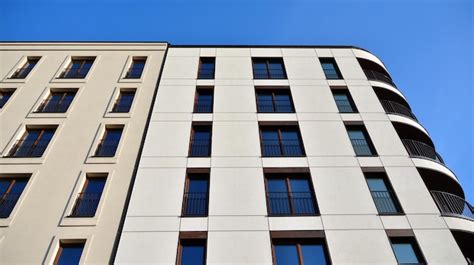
[10,57,40,79]
[256,89,295,113]
[37,91,76,113]
[0,177,28,218]
[390,237,425,264]
[182,173,209,217]
[112,90,136,113]
[194,88,214,113]
[197,57,215,79]
[346,125,377,156]
[265,174,318,216]
[70,176,106,217]
[8,127,56,157]
[365,173,403,214]
[260,126,305,157]
[125,57,146,79]
[252,58,287,79]
[94,127,123,157]
[54,241,85,265]
[273,239,330,265]
[0,89,14,109]
[332,89,357,113]
[320,58,342,79]
[189,124,212,157]
[59,58,95,79]
[178,239,206,265]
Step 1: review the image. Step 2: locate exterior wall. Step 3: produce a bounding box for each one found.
[0,43,167,264]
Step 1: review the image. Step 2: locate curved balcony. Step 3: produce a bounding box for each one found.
[431,191,473,221]
[364,70,397,88]
[380,100,417,121]
[402,139,444,164]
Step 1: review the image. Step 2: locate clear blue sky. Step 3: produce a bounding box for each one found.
[1,0,472,200]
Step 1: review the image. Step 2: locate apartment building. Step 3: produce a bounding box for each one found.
[115,46,473,265]
[0,42,167,264]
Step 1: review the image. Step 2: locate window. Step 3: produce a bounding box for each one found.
[256,89,295,113]
[260,126,305,157]
[332,89,357,113]
[320,58,342,79]
[390,237,425,264]
[253,58,287,79]
[125,57,146,79]
[194,88,213,113]
[112,90,135,113]
[59,58,95,79]
[182,173,209,217]
[0,177,28,218]
[273,239,330,265]
[197,57,215,79]
[10,57,39,79]
[346,125,377,156]
[94,127,123,157]
[54,241,85,265]
[265,174,318,216]
[8,127,56,157]
[37,91,76,113]
[0,89,14,108]
[178,239,206,265]
[365,173,403,214]
[70,176,106,217]
[189,124,212,157]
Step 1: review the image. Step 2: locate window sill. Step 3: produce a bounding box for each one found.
[50,78,88,83]
[59,216,98,227]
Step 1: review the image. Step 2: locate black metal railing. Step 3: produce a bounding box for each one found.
[431,191,473,220]
[402,139,444,164]
[335,99,356,113]
[371,191,403,214]
[267,192,317,216]
[8,140,50,157]
[0,193,22,218]
[363,69,397,87]
[380,100,417,121]
[59,67,90,79]
[197,69,215,79]
[94,140,120,157]
[257,100,294,113]
[194,100,213,113]
[10,67,33,79]
[112,99,133,113]
[350,139,376,156]
[261,140,304,157]
[70,193,102,217]
[125,67,144,79]
[182,192,209,216]
[189,139,211,157]
[36,98,73,113]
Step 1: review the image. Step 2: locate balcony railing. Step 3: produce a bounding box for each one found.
[257,100,294,113]
[94,140,120,157]
[261,140,304,157]
[182,192,209,216]
[402,139,444,164]
[112,99,133,113]
[370,191,403,214]
[335,99,356,113]
[363,69,397,87]
[0,193,21,218]
[70,193,102,217]
[380,100,417,121]
[124,67,144,79]
[267,192,317,216]
[350,139,376,156]
[59,67,90,79]
[189,139,211,157]
[8,139,50,157]
[9,67,32,79]
[194,100,213,113]
[36,98,73,113]
[431,191,473,221]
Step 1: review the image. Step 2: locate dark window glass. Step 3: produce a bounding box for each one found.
[253,58,287,79]
[95,128,123,157]
[390,238,425,264]
[0,90,14,108]
[71,177,106,217]
[346,126,377,156]
[125,58,146,78]
[55,242,85,265]
[256,90,294,113]
[180,240,206,265]
[261,127,305,157]
[274,241,329,265]
[332,90,357,113]
[194,89,214,113]
[112,91,135,113]
[198,58,215,79]
[0,178,28,218]
[60,58,94,79]
[366,174,402,214]
[189,125,212,157]
[10,57,39,79]
[320,58,342,79]
[183,174,209,216]
[37,91,76,113]
[9,128,55,157]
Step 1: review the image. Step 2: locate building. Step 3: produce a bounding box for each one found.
[0,42,167,264]
[115,46,473,265]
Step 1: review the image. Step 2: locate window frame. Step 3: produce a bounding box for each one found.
[271,231,331,265]
[111,89,136,113]
[345,124,378,157]
[188,123,213,157]
[252,57,288,80]
[364,172,404,215]
[0,175,30,219]
[259,125,306,157]
[7,126,57,158]
[69,175,107,218]
[176,232,208,265]
[93,126,124,157]
[0,88,16,109]
[319,57,343,80]
[389,236,426,264]
[35,89,77,113]
[58,57,96,79]
[255,87,295,113]
[197,57,216,79]
[331,87,358,113]
[193,87,214,113]
[9,57,41,79]
[181,170,210,217]
[53,240,86,265]
[124,57,147,79]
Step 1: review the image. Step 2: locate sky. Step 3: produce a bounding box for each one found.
[1,0,472,201]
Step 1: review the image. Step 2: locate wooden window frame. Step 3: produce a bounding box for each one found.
[188,123,212,157]
[255,88,295,113]
[181,170,210,217]
[176,232,207,265]
[53,240,86,265]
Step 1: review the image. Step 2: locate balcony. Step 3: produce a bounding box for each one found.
[8,140,49,157]
[36,98,73,113]
[380,100,417,121]
[370,191,403,214]
[402,139,444,164]
[257,99,294,113]
[431,191,473,221]
[364,69,397,87]
[0,193,21,218]
[182,192,209,217]
[267,192,317,216]
[261,140,305,157]
[70,193,102,217]
[189,139,211,157]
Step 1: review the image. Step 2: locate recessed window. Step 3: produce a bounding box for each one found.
[320,58,343,79]
[70,175,106,217]
[346,125,377,156]
[178,239,206,265]
[0,89,15,109]
[189,124,212,157]
[332,89,357,113]
[193,88,214,113]
[365,173,403,214]
[273,239,330,265]
[8,127,56,157]
[252,58,287,79]
[197,57,215,79]
[54,241,85,265]
[125,57,146,79]
[94,127,123,157]
[0,176,29,218]
[260,126,305,157]
[112,90,136,113]
[59,58,95,79]
[256,89,295,113]
[390,237,425,264]
[10,57,40,79]
[182,172,209,217]
[36,90,76,113]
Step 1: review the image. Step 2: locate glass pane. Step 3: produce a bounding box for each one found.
[261,130,279,141]
[348,130,365,140]
[104,129,123,142]
[0,179,11,195]
[84,178,106,194]
[194,130,211,141]
[290,179,316,215]
[275,244,299,265]
[322,62,336,71]
[9,179,27,194]
[57,244,84,265]
[366,178,388,192]
[281,130,302,156]
[267,179,288,193]
[392,243,420,263]
[289,179,310,192]
[301,244,328,265]
[181,244,205,265]
[188,178,209,193]
[267,179,290,215]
